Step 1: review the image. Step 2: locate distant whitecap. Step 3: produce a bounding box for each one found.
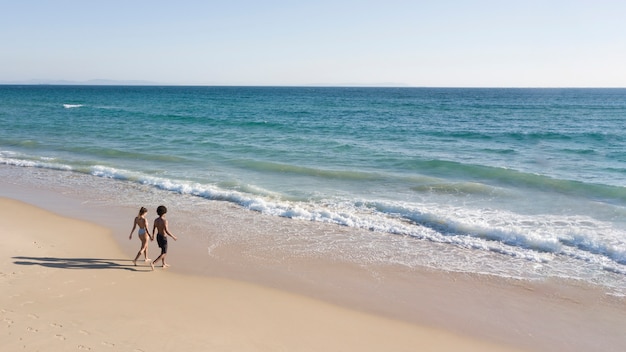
[63,104,83,109]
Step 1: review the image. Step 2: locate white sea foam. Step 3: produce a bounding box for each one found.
[2,155,626,295]
[2,161,626,295]
[83,163,626,268]
[4,155,624,272]
[0,153,72,171]
[33,162,622,270]
[63,104,83,109]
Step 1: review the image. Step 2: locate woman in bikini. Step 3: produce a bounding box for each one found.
[129,207,153,266]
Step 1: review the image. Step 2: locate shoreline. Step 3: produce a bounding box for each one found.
[2,165,626,350]
[1,197,526,351]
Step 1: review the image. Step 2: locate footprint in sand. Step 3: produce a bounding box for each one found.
[102,341,115,347]
[78,345,92,350]
[50,322,63,328]
[55,334,67,341]
[3,317,14,326]
[1,271,22,279]
[26,326,38,332]
[79,329,90,335]
[28,313,39,319]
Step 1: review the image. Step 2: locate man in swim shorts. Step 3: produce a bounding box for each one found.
[151,205,177,270]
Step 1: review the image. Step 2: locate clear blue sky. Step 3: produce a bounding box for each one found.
[1,0,624,87]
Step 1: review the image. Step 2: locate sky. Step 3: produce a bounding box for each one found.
[1,0,625,87]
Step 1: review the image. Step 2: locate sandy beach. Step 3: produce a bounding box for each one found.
[2,167,626,352]
[1,197,529,351]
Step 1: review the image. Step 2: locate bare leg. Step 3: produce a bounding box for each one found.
[133,237,148,266]
[151,251,165,271]
[133,251,142,266]
[161,254,168,268]
[143,241,151,261]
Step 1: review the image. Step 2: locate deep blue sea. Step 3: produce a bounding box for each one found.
[2,86,626,293]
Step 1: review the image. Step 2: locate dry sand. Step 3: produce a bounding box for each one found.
[1,197,525,352]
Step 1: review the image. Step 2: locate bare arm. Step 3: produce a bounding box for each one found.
[163,219,177,241]
[129,218,137,239]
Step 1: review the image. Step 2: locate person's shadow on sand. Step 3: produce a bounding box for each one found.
[13,256,142,272]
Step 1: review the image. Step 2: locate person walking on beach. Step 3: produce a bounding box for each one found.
[151,205,177,270]
[129,207,153,266]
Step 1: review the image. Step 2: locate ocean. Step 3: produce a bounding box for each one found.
[2,85,626,295]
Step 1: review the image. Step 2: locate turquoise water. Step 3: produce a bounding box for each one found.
[2,86,626,292]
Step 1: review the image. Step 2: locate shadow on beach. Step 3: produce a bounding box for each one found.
[13,256,142,272]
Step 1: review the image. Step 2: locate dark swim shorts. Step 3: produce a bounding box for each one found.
[157,233,168,253]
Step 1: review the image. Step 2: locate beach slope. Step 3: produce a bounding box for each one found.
[0,198,522,352]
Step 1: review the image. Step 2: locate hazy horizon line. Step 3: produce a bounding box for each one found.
[1,79,625,89]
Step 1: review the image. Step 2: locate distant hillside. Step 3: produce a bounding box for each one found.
[0,79,159,85]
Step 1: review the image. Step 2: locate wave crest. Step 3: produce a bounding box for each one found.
[63,104,83,109]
